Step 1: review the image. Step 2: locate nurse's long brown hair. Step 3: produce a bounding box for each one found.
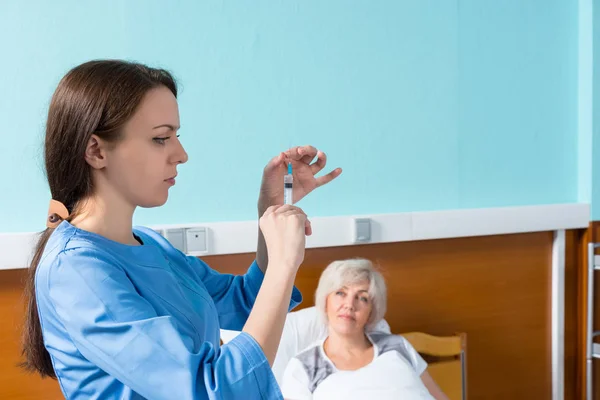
[21,60,177,378]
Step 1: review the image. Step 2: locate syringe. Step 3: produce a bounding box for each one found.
[284,162,293,205]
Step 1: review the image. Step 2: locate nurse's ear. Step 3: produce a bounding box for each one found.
[84,134,110,170]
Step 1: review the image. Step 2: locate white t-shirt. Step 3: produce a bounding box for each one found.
[281,332,433,400]
[221,307,391,386]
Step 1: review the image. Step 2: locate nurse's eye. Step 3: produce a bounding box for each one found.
[153,136,171,145]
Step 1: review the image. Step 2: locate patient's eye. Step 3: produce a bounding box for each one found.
[355,294,369,303]
[335,291,345,296]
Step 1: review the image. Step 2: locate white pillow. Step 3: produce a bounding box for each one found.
[220,306,391,385]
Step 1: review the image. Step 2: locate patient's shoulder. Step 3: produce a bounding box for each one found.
[369,332,428,374]
[370,332,414,358]
[295,341,327,371]
[294,342,335,393]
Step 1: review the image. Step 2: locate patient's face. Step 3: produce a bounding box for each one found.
[326,281,372,335]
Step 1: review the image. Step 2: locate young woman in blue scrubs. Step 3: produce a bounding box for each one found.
[21,60,342,399]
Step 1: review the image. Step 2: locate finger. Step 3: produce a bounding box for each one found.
[264,152,287,173]
[305,219,312,236]
[297,145,318,164]
[315,167,343,188]
[263,204,286,216]
[309,150,327,175]
[273,204,302,215]
[284,146,306,162]
[278,206,307,218]
[278,208,309,223]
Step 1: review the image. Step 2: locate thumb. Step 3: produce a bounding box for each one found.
[264,152,286,173]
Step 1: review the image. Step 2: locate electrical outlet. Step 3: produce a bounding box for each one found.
[186,227,208,255]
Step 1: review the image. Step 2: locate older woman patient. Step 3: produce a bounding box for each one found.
[281,259,448,400]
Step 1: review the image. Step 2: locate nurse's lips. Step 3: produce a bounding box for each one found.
[165,174,177,186]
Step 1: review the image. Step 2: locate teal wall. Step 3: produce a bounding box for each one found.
[0,1,580,232]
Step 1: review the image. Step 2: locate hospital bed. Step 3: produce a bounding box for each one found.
[221,306,467,399]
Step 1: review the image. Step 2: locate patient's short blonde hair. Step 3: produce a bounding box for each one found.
[315,258,387,330]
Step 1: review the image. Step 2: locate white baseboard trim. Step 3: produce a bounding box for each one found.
[0,203,590,271]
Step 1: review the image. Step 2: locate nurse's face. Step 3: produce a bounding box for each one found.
[325,281,373,336]
[88,86,188,208]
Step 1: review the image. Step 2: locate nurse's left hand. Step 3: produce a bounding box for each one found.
[258,145,342,212]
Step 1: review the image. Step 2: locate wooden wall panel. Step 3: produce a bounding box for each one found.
[0,269,63,400]
[205,231,557,400]
[0,230,581,399]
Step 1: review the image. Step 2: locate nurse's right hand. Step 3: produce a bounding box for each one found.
[259,205,310,272]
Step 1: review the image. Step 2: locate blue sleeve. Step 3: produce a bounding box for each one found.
[47,248,283,400]
[187,257,303,331]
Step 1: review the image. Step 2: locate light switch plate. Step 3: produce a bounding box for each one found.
[353,218,371,243]
[165,228,186,252]
[153,229,165,237]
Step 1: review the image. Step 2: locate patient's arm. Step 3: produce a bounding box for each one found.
[421,370,450,400]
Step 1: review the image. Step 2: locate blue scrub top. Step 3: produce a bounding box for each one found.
[34,221,302,399]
